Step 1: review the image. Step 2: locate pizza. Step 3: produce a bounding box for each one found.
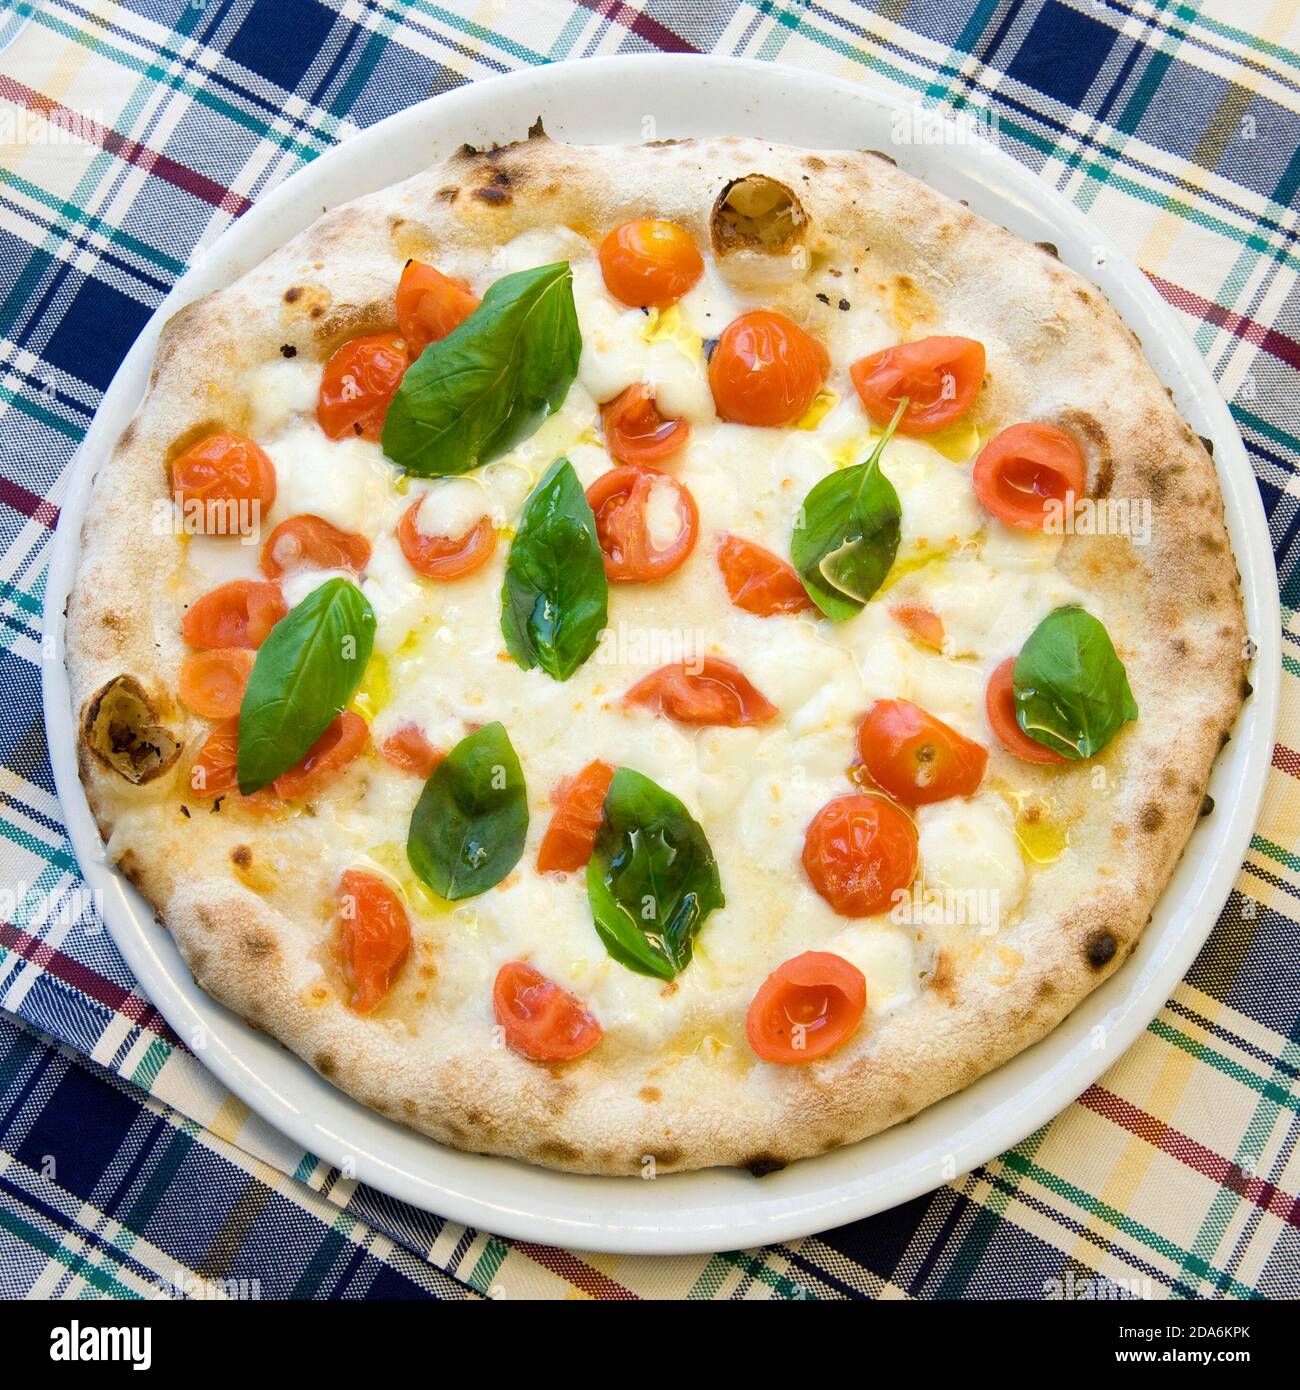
[66,130,1249,1175]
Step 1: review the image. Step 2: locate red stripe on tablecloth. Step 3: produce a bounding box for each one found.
[1081,1085,1300,1229]
[515,1241,639,1298]
[0,919,177,1042]
[0,74,251,216]
[571,0,699,52]
[1147,272,1300,373]
[1271,744,1300,778]
[0,476,58,529]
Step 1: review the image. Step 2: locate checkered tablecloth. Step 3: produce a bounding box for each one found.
[0,0,1296,1301]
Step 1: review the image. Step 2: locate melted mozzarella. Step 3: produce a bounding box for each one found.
[917,796,1027,922]
[415,477,491,539]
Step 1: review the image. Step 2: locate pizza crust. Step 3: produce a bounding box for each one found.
[66,132,1247,1174]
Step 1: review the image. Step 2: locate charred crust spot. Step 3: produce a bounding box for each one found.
[284,286,303,304]
[866,149,897,166]
[1171,636,1189,657]
[241,929,276,959]
[1035,978,1059,1002]
[804,154,827,171]
[82,675,181,785]
[744,1154,786,1178]
[527,116,546,140]
[315,1051,336,1077]
[279,343,297,358]
[1200,795,1215,817]
[1139,802,1166,833]
[1085,931,1118,969]
[638,1086,662,1103]
[1241,678,1254,699]
[1036,241,1060,259]
[1220,729,1232,749]
[230,845,252,869]
[1161,767,1179,789]
[473,183,511,206]
[1199,435,1215,456]
[309,304,324,319]
[536,1140,581,1165]
[649,1147,682,1170]
[436,185,458,203]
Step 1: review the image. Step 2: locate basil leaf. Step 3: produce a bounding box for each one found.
[1013,606,1139,760]
[382,262,581,477]
[586,768,724,981]
[236,578,375,794]
[791,401,906,620]
[406,722,528,900]
[501,457,608,681]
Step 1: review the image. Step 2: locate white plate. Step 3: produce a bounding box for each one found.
[43,55,1278,1256]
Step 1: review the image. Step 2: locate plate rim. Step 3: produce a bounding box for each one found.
[41,53,1280,1256]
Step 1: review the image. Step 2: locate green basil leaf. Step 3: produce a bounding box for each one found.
[236,578,375,794]
[586,767,724,981]
[406,722,528,900]
[791,400,906,620]
[381,262,581,477]
[1013,606,1139,760]
[501,457,608,681]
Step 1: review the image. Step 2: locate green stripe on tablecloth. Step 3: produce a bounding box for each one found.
[466,1233,509,1293]
[1147,1016,1300,1111]
[1252,834,1300,873]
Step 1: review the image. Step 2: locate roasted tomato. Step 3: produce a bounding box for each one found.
[890,602,945,651]
[600,383,689,465]
[984,657,1069,765]
[598,219,703,308]
[379,724,445,779]
[336,869,411,1015]
[849,335,985,436]
[717,533,813,616]
[493,960,603,1061]
[536,759,615,874]
[973,422,1086,529]
[170,432,276,534]
[317,332,407,441]
[586,465,698,582]
[624,656,777,727]
[178,648,255,719]
[188,718,279,809]
[802,793,918,917]
[272,711,369,799]
[746,951,867,1064]
[396,260,479,358]
[708,310,829,427]
[260,514,371,578]
[858,699,987,806]
[397,496,496,580]
[182,580,286,650]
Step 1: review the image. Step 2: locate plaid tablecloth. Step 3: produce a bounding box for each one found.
[0,0,1297,1301]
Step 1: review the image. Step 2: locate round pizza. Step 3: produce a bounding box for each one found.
[66,131,1249,1175]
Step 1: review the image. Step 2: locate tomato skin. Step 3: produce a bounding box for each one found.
[182,580,286,650]
[802,793,918,918]
[537,759,615,874]
[337,869,411,1015]
[858,699,988,806]
[747,951,867,1064]
[272,711,369,799]
[849,335,985,436]
[717,533,813,616]
[600,383,690,465]
[493,961,603,1061]
[598,219,703,309]
[317,332,408,441]
[396,260,479,358]
[708,310,829,427]
[890,602,945,650]
[396,497,496,580]
[585,465,699,582]
[985,657,1069,765]
[171,433,277,533]
[624,655,777,727]
[188,718,279,810]
[178,648,255,719]
[379,725,445,779]
[973,422,1086,530]
[260,513,371,578]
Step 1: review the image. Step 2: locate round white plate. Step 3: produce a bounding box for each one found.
[44,55,1278,1256]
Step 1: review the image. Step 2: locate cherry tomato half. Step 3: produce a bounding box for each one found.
[379,724,446,779]
[984,656,1069,765]
[260,514,371,578]
[178,648,255,720]
[273,711,369,799]
[802,793,918,918]
[586,465,698,582]
[849,335,985,436]
[396,496,497,580]
[188,718,279,810]
[972,422,1086,530]
[746,951,867,1064]
[493,960,603,1062]
[396,260,479,358]
[598,219,703,309]
[182,580,286,650]
[717,533,813,616]
[171,432,277,534]
[337,869,411,1015]
[858,699,988,806]
[890,602,945,651]
[600,383,689,465]
[317,332,408,441]
[708,310,829,427]
[536,759,615,874]
[624,655,777,727]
